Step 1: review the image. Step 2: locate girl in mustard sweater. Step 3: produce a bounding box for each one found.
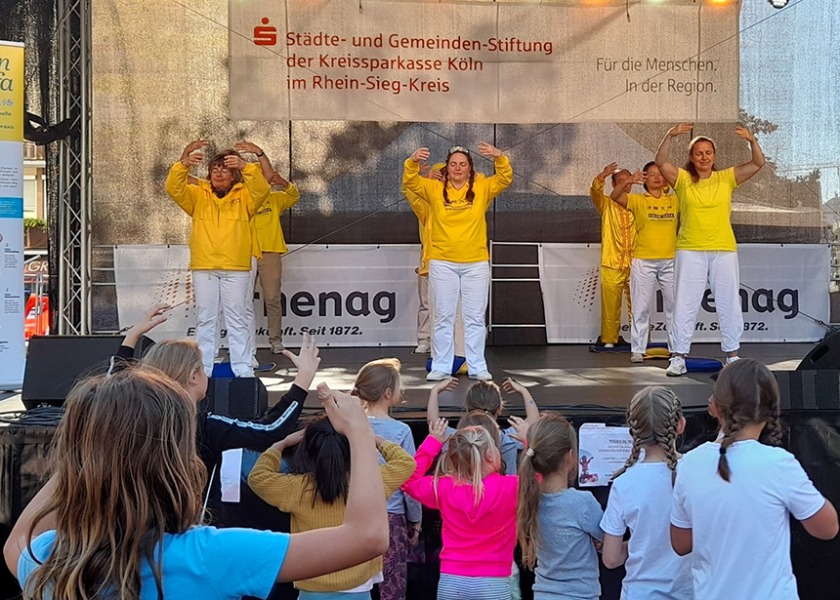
[403,143,512,383]
[249,415,415,600]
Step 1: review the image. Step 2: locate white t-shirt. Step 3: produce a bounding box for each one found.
[601,461,691,600]
[671,440,826,600]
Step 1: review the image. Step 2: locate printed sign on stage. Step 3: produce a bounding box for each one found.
[539,243,830,345]
[113,244,421,347]
[0,40,25,390]
[229,0,739,123]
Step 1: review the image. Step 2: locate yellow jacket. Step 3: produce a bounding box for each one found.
[402,185,432,275]
[248,441,415,592]
[402,155,513,263]
[166,162,269,271]
[253,183,301,254]
[590,177,635,270]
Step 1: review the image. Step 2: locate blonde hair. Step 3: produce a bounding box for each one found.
[517,413,576,568]
[139,339,203,388]
[457,410,505,473]
[713,358,782,482]
[353,358,401,405]
[24,369,206,600]
[434,425,498,507]
[465,380,504,415]
[612,386,683,484]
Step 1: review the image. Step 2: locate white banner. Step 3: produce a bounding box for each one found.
[229,0,739,123]
[0,41,25,390]
[539,244,830,344]
[113,244,421,347]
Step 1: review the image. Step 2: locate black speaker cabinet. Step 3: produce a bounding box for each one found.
[798,330,840,371]
[21,335,154,410]
[774,370,840,410]
[201,377,268,420]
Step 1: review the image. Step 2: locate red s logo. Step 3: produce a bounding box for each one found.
[253,17,277,46]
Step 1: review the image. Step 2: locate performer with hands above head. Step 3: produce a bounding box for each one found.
[591,162,635,349]
[655,124,765,376]
[610,162,679,363]
[403,142,513,382]
[166,139,270,379]
[234,140,301,356]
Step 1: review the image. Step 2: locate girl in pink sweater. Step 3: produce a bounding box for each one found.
[402,418,520,600]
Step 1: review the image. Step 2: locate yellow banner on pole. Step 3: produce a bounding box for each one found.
[0,41,24,142]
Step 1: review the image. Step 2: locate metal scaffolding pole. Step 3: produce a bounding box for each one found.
[55,0,91,334]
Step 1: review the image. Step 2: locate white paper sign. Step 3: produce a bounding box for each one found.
[220,448,243,503]
[578,423,633,487]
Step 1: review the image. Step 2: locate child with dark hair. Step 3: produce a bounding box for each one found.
[670,359,838,599]
[249,414,415,600]
[518,413,604,600]
[600,386,691,598]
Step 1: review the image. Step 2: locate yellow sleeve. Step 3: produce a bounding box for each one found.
[402,159,439,202]
[247,447,303,512]
[378,440,417,497]
[273,183,301,213]
[401,185,431,223]
[165,162,200,216]
[485,155,513,199]
[241,162,271,216]
[589,177,608,215]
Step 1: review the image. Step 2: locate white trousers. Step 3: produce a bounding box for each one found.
[245,257,258,360]
[417,273,431,345]
[429,259,490,375]
[630,258,676,354]
[672,250,742,355]
[193,269,253,377]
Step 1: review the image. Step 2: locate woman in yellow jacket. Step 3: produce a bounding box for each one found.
[403,143,512,382]
[166,140,269,378]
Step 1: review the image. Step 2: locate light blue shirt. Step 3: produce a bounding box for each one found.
[533,488,604,600]
[18,526,289,599]
[369,416,422,523]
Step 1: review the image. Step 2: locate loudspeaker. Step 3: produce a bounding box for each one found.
[774,370,840,410]
[201,377,268,420]
[21,335,154,410]
[797,330,840,371]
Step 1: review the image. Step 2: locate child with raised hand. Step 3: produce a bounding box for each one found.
[670,359,839,600]
[248,397,416,600]
[355,358,421,600]
[428,377,539,474]
[600,386,691,599]
[518,413,604,600]
[403,417,520,600]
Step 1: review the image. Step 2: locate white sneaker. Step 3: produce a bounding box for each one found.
[666,356,687,377]
[726,356,741,365]
[426,370,449,381]
[630,353,644,363]
[251,356,260,369]
[412,342,431,355]
[469,371,493,381]
[603,343,614,349]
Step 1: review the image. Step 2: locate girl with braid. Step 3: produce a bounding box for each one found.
[670,359,838,600]
[518,414,604,600]
[403,143,513,382]
[600,387,691,599]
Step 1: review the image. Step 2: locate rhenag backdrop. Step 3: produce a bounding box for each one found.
[113,243,829,347]
[539,244,830,344]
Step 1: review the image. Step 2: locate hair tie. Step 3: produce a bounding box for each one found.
[719,446,726,455]
[525,448,535,458]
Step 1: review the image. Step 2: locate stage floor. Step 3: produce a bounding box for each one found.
[0,342,812,418]
[253,342,812,419]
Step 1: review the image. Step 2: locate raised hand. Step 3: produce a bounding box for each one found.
[271,427,305,452]
[598,162,619,182]
[411,147,431,163]
[134,303,170,334]
[508,415,531,443]
[668,123,694,138]
[285,332,321,390]
[432,377,460,394]
[234,140,263,155]
[224,154,247,171]
[477,141,502,158]
[502,377,527,396]
[428,417,450,443]
[319,383,370,438]
[734,125,756,143]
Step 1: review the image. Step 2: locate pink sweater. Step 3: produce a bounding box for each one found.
[402,436,518,578]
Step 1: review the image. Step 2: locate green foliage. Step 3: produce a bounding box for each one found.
[24,217,46,229]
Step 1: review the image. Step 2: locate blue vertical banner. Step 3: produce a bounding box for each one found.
[0,40,25,390]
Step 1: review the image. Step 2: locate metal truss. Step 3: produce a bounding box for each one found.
[55,0,91,334]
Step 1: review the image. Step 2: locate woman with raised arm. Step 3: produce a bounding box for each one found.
[3,370,389,599]
[403,143,512,382]
[655,124,765,377]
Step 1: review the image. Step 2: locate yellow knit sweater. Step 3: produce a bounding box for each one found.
[248,440,415,592]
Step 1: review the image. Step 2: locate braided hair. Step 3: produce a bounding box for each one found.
[713,358,782,482]
[442,149,476,206]
[612,386,683,484]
